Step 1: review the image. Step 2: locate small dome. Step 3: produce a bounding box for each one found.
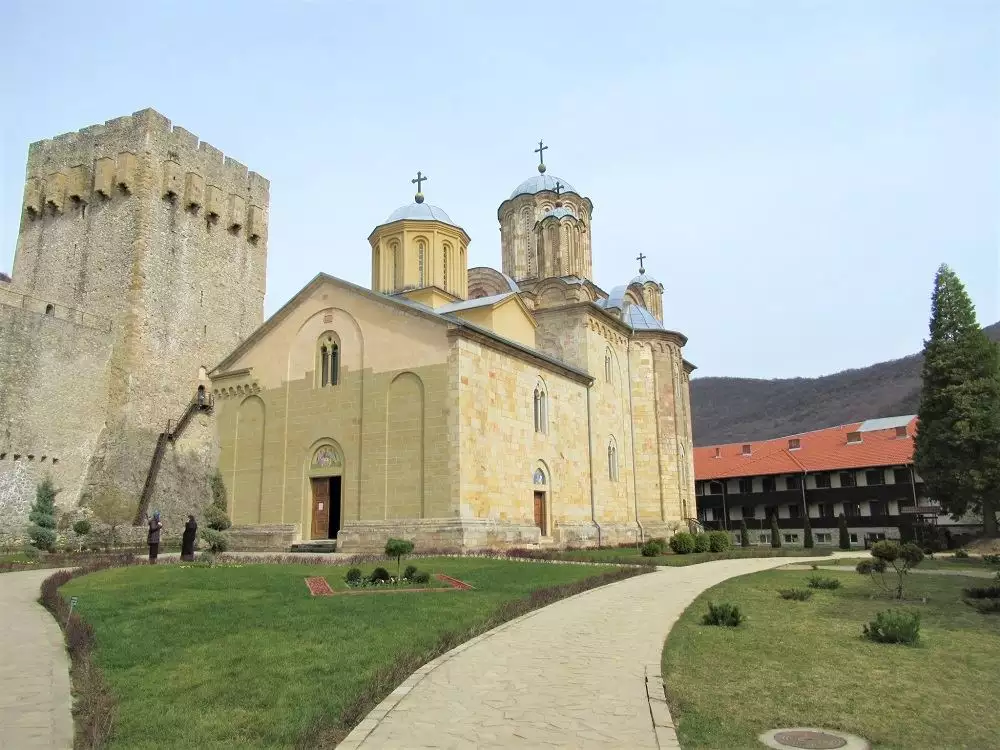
[509,174,578,199]
[384,202,456,226]
[625,304,664,331]
[630,271,661,286]
[541,207,577,220]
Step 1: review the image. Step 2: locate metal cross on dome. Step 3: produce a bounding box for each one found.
[554,181,563,196]
[636,253,647,274]
[535,139,548,170]
[411,171,428,192]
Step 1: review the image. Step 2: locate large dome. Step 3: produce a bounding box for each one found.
[509,174,578,199]
[384,202,456,226]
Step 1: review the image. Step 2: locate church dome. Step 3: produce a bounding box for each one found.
[541,207,577,220]
[384,202,456,226]
[509,174,578,199]
[630,271,660,286]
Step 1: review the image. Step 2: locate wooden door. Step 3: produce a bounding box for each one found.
[311,478,330,539]
[533,491,545,534]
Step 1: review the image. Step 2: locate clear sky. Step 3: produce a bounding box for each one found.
[2,0,997,379]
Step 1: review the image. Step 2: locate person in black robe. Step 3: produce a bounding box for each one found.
[147,511,163,564]
[181,515,197,561]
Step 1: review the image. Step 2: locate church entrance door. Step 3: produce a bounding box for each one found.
[310,478,342,540]
[533,491,546,534]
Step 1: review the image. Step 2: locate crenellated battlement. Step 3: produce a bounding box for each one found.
[22,108,269,242]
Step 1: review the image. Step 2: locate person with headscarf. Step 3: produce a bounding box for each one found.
[147,511,163,564]
[181,514,197,561]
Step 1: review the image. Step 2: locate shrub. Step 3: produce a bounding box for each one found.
[369,566,391,584]
[641,540,661,557]
[708,530,731,553]
[669,532,695,554]
[204,504,231,532]
[19,544,41,561]
[862,540,925,599]
[856,559,887,575]
[198,551,217,566]
[838,513,850,549]
[206,470,232,530]
[778,588,813,601]
[72,519,92,536]
[693,533,710,553]
[803,513,814,548]
[648,537,668,554]
[770,514,781,549]
[739,520,750,548]
[983,554,1000,566]
[962,585,1000,599]
[28,477,59,552]
[965,599,1000,614]
[199,528,228,554]
[702,601,744,627]
[403,564,418,579]
[411,571,431,585]
[345,567,363,586]
[385,538,415,579]
[863,609,920,645]
[953,548,969,559]
[808,575,842,590]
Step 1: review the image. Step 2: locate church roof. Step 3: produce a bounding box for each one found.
[435,292,514,313]
[625,304,664,331]
[383,202,457,226]
[509,174,578,199]
[630,271,660,286]
[541,207,577,220]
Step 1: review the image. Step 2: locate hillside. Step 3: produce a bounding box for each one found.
[691,321,1000,446]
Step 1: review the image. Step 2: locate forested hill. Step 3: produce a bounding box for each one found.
[691,321,1000,446]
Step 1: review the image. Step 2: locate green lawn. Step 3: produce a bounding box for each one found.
[662,568,1000,749]
[555,546,834,566]
[62,558,626,749]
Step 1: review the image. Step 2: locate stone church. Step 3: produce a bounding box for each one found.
[0,109,696,552]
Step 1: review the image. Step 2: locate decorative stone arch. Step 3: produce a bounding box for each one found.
[302,439,345,541]
[532,459,553,537]
[315,330,341,388]
[532,377,549,434]
[607,435,619,481]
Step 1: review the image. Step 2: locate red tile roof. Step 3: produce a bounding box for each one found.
[694,416,918,480]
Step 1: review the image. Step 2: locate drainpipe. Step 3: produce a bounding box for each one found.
[586,384,601,546]
[626,338,643,543]
[721,480,729,531]
[801,470,808,523]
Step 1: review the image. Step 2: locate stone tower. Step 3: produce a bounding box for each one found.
[497,142,593,282]
[0,108,268,514]
[369,174,470,299]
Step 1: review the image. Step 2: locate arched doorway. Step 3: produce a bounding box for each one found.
[308,444,343,540]
[533,465,549,536]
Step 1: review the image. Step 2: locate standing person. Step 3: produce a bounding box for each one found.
[181,514,197,561]
[147,511,163,564]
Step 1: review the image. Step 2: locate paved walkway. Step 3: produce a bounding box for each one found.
[0,569,73,750]
[341,553,854,750]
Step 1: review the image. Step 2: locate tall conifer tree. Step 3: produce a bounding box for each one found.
[914,265,1000,537]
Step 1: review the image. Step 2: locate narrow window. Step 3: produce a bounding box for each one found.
[608,439,618,481]
[418,243,425,286]
[443,249,448,289]
[44,304,54,315]
[321,345,329,386]
[604,350,612,382]
[330,343,340,385]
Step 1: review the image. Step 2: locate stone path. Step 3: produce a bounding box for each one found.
[341,553,855,750]
[0,569,73,750]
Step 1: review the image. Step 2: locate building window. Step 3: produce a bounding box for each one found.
[417,243,425,286]
[783,534,798,544]
[762,476,776,492]
[814,473,831,489]
[818,503,834,518]
[866,469,885,486]
[608,437,619,481]
[738,478,753,494]
[695,482,704,496]
[44,304,54,315]
[840,471,857,488]
[758,533,769,544]
[741,505,755,520]
[893,467,911,484]
[788,504,801,519]
[604,349,613,383]
[850,533,858,544]
[816,532,832,544]
[786,475,801,491]
[317,334,340,387]
[869,501,887,517]
[844,502,861,518]
[442,246,449,289]
[533,383,548,434]
[708,481,723,495]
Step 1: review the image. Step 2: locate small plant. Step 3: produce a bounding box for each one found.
[385,538,415,579]
[403,564,418,579]
[770,514,781,549]
[708,530,731,553]
[778,588,813,601]
[739,519,750,548]
[648,537,668,554]
[345,567,363,586]
[859,540,925,599]
[983,554,1000,566]
[28,477,59,552]
[962,585,1000,599]
[965,599,1000,614]
[669,532,695,555]
[199,528,228,554]
[641,540,661,557]
[863,609,920,645]
[838,513,851,549]
[808,575,842,590]
[72,519,92,537]
[369,566,391,584]
[702,601,744,627]
[411,571,431,585]
[953,548,969,559]
[693,532,710,553]
[803,513,814,548]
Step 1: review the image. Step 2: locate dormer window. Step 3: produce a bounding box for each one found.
[788,438,801,450]
[741,444,752,456]
[846,431,862,444]
[895,425,908,438]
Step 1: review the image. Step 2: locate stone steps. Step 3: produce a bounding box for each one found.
[290,540,339,554]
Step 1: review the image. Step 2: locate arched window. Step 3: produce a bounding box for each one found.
[604,348,613,383]
[608,437,618,481]
[442,244,450,290]
[417,241,425,286]
[374,247,380,289]
[44,304,54,315]
[533,382,548,434]
[317,333,341,388]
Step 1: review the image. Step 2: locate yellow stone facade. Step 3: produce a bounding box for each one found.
[211,162,696,552]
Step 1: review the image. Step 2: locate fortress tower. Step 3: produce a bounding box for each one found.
[0,108,269,517]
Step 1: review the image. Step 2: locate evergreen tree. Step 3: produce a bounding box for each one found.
[914,265,1000,537]
[803,512,814,549]
[739,519,750,548]
[838,513,851,549]
[28,477,58,552]
[770,513,781,548]
[205,470,232,531]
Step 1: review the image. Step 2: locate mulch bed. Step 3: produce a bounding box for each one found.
[304,573,475,596]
